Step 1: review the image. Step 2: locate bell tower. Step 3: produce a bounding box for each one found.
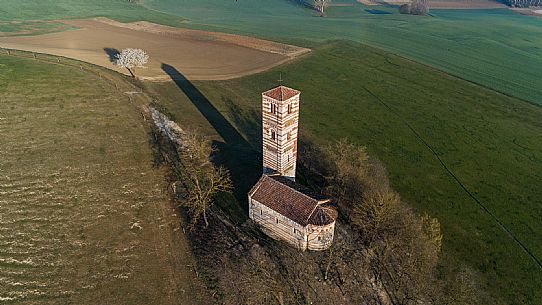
[261,85,301,181]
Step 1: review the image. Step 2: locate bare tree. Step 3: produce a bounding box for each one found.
[318,139,446,304]
[116,48,149,78]
[149,107,232,228]
[174,133,232,228]
[314,0,332,16]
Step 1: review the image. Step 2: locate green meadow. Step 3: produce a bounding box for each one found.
[142,0,542,105]
[2,0,541,104]
[0,0,186,31]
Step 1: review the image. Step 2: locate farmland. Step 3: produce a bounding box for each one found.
[144,41,542,304]
[0,18,307,81]
[1,0,541,304]
[1,1,541,103]
[142,0,542,106]
[0,54,207,304]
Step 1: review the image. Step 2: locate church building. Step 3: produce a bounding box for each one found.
[248,85,337,251]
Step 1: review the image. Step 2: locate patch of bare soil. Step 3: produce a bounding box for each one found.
[357,0,506,8]
[0,18,310,81]
[511,7,542,16]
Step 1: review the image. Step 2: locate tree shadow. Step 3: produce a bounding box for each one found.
[103,47,120,63]
[365,9,392,14]
[161,63,261,211]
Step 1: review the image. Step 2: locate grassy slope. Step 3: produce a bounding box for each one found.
[0,0,186,30]
[142,0,542,105]
[145,42,542,304]
[0,55,205,304]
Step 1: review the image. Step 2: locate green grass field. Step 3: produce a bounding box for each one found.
[141,0,542,105]
[145,41,542,304]
[2,0,541,103]
[0,0,187,32]
[0,54,206,304]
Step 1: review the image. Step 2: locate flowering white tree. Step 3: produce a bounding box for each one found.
[116,48,149,78]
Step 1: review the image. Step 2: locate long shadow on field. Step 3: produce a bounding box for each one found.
[161,63,261,211]
[103,47,120,63]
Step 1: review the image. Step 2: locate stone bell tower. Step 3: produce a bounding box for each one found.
[261,85,301,181]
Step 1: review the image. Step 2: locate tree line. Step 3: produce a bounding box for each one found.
[299,139,478,304]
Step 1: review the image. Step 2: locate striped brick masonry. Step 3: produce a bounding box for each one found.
[248,85,337,251]
[248,174,337,251]
[261,85,300,180]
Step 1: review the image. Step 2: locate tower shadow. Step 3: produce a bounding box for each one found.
[161,64,261,210]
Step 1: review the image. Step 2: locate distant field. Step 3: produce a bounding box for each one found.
[1,1,541,104]
[140,0,542,105]
[0,54,206,304]
[357,0,507,8]
[145,41,542,305]
[0,0,186,28]
[0,18,306,81]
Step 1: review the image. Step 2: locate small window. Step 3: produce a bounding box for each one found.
[270,103,277,114]
[260,210,263,215]
[287,132,291,141]
[287,104,292,114]
[317,236,321,241]
[271,131,276,141]
[276,218,279,224]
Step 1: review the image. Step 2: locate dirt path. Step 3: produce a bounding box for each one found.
[0,18,310,81]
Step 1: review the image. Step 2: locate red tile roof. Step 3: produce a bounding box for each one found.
[262,86,300,101]
[249,174,337,226]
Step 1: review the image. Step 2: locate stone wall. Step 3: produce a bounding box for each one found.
[249,198,307,250]
[307,222,335,251]
[262,93,299,180]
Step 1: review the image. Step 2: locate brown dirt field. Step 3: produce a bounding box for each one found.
[357,0,506,8]
[0,18,310,81]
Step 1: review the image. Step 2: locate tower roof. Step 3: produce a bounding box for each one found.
[248,174,337,226]
[262,86,300,102]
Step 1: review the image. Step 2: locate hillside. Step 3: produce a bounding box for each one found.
[145,41,542,304]
[0,53,208,304]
